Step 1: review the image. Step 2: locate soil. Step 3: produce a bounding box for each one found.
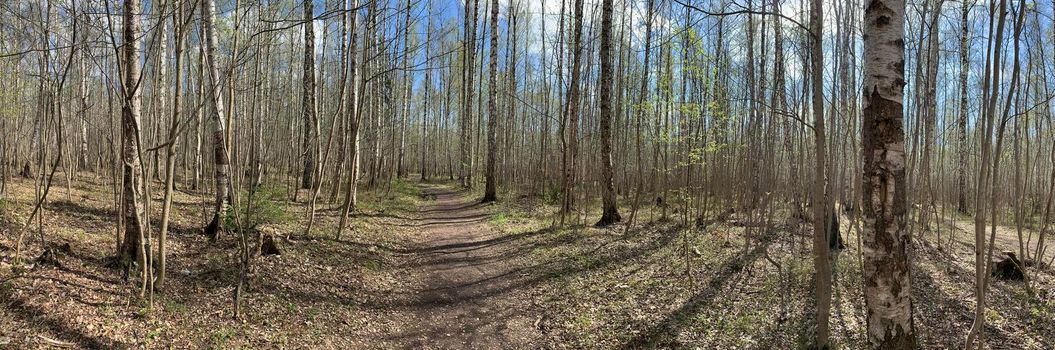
[2,175,1054,349]
[366,186,541,348]
[0,177,546,349]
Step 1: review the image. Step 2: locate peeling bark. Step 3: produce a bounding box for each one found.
[861,0,916,348]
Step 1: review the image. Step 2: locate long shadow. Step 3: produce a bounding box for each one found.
[936,252,1055,346]
[317,238,407,255]
[0,286,122,349]
[419,201,481,214]
[251,278,364,309]
[393,216,489,228]
[400,228,580,270]
[378,308,533,347]
[401,227,553,255]
[987,282,1055,346]
[356,212,418,221]
[48,200,116,224]
[54,259,120,287]
[315,231,546,258]
[384,223,685,309]
[927,237,1055,344]
[60,243,118,270]
[158,222,202,237]
[419,213,491,222]
[619,234,777,349]
[258,223,683,312]
[913,258,1013,348]
[27,275,119,308]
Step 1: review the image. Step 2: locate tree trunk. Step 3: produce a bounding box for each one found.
[157,0,188,290]
[119,0,147,275]
[595,0,620,227]
[420,0,433,181]
[301,0,319,190]
[202,0,233,239]
[809,0,832,345]
[861,0,916,347]
[481,0,500,203]
[956,0,970,214]
[337,0,361,240]
[559,0,585,225]
[460,0,479,188]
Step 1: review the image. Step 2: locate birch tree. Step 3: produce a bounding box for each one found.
[861,0,916,347]
[202,0,233,239]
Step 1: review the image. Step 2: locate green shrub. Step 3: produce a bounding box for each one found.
[544,185,562,205]
[390,178,415,197]
[491,212,510,225]
[360,258,383,271]
[0,197,10,235]
[236,185,292,230]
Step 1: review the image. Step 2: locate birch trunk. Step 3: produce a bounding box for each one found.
[861,0,916,347]
[202,0,233,239]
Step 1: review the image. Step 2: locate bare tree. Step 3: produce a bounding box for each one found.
[809,0,832,345]
[337,0,362,240]
[595,0,620,227]
[461,0,480,188]
[482,0,500,203]
[157,0,193,289]
[559,0,584,225]
[397,0,413,179]
[301,0,319,190]
[202,0,234,239]
[118,0,147,276]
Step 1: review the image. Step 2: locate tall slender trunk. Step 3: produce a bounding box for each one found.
[396,0,412,179]
[337,0,361,240]
[460,0,479,188]
[956,0,972,214]
[623,0,654,233]
[78,14,90,172]
[119,0,147,279]
[976,1,1025,347]
[420,0,432,181]
[560,0,585,224]
[966,0,1009,346]
[202,0,233,239]
[809,0,832,345]
[481,0,500,203]
[773,0,797,219]
[301,0,319,190]
[595,0,620,227]
[157,0,188,290]
[918,0,943,231]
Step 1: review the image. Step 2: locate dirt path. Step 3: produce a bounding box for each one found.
[372,185,541,349]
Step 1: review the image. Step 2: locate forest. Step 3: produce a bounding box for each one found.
[0,0,1053,348]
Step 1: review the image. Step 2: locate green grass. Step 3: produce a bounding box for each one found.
[208,328,235,350]
[0,197,9,225]
[359,258,383,272]
[490,212,510,225]
[164,299,189,315]
[358,179,423,215]
[147,327,163,340]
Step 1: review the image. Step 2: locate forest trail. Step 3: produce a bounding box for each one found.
[374,185,541,348]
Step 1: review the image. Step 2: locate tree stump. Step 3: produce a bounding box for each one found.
[992,251,1025,281]
[260,233,282,256]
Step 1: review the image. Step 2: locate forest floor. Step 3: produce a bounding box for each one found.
[1,174,1055,348]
